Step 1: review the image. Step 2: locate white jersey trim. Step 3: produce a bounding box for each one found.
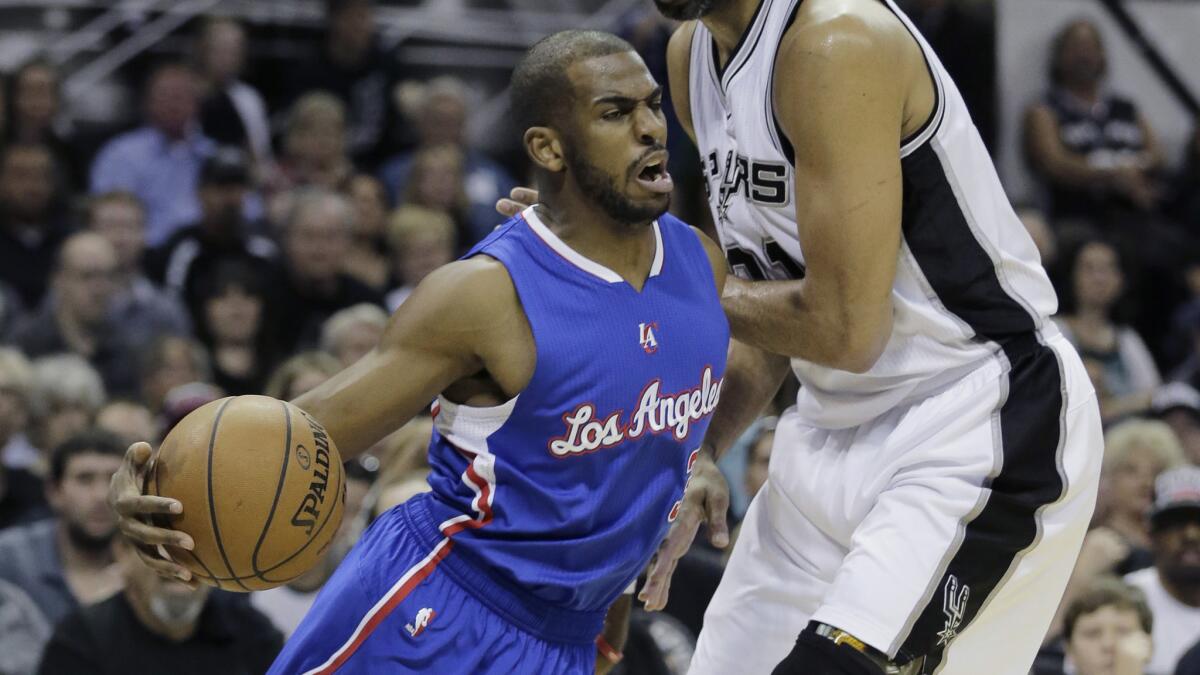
[521,206,663,283]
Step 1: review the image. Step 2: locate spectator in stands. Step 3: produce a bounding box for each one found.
[402,143,489,247]
[291,0,403,166]
[10,233,140,397]
[138,336,211,415]
[384,205,457,312]
[1152,383,1200,465]
[95,400,157,448]
[193,260,271,396]
[151,147,276,317]
[275,92,354,195]
[1124,467,1200,675]
[0,348,36,470]
[90,63,214,247]
[1096,420,1187,572]
[6,60,81,190]
[263,351,342,401]
[380,77,516,239]
[0,143,68,311]
[267,188,384,354]
[88,192,191,352]
[26,356,107,475]
[1054,238,1160,423]
[321,303,388,368]
[0,430,125,672]
[342,174,391,292]
[0,350,48,531]
[1035,576,1153,675]
[1018,205,1058,267]
[0,578,50,675]
[159,382,224,437]
[195,17,273,171]
[38,532,282,675]
[1024,19,1166,225]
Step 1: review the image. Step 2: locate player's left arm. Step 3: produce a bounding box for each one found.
[721,14,909,373]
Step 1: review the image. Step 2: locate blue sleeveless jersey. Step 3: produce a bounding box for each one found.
[409,206,729,615]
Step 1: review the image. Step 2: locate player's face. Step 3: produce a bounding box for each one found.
[1065,606,1143,675]
[653,0,727,21]
[563,52,672,226]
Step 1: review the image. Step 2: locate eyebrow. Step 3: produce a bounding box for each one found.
[592,86,663,107]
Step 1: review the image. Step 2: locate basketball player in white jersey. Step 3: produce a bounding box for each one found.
[500,3,1100,673]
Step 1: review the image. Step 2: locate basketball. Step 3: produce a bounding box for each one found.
[145,395,345,592]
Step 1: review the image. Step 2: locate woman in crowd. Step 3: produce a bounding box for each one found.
[341,174,391,293]
[1055,237,1161,423]
[400,143,481,248]
[5,60,80,188]
[383,205,457,312]
[192,260,273,396]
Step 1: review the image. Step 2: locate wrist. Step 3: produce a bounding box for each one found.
[595,634,623,664]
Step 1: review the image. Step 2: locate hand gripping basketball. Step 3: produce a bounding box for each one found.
[639,447,730,611]
[110,441,199,586]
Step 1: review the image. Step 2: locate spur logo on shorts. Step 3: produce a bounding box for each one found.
[936,575,970,647]
[547,367,723,457]
[405,607,436,637]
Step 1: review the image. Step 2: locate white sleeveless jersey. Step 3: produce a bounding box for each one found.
[688,0,1059,428]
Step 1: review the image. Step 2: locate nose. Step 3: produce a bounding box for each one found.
[635,104,666,146]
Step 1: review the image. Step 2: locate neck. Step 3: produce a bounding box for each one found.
[56,523,113,571]
[1159,571,1200,608]
[1064,83,1100,105]
[124,592,201,642]
[535,190,657,288]
[1075,306,1110,324]
[702,0,764,65]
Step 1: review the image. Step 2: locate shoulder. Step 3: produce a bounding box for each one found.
[399,256,519,323]
[667,20,700,64]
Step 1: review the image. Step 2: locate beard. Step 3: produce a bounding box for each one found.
[654,0,723,21]
[149,592,207,626]
[566,147,670,227]
[66,520,116,553]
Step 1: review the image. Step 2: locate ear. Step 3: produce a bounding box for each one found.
[523,127,566,174]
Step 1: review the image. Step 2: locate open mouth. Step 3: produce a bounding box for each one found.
[635,153,674,195]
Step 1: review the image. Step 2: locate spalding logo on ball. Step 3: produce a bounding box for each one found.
[145,395,346,591]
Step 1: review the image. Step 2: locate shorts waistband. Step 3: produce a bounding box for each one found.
[402,496,606,645]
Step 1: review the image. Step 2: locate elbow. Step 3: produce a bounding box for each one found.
[819,309,892,374]
[826,338,885,374]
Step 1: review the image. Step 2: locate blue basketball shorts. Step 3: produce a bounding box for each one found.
[267,498,602,674]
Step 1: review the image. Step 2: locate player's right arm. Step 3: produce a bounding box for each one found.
[109,257,528,581]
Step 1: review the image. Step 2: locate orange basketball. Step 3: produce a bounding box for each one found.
[146,395,345,592]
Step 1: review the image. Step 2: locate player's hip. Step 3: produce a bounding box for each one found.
[767,331,1098,547]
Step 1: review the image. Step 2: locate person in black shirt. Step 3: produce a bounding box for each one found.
[194,17,273,171]
[0,143,68,312]
[37,533,282,675]
[266,187,385,354]
[289,0,407,167]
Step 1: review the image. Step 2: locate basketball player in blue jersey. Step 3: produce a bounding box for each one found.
[501,1,1103,674]
[108,31,732,674]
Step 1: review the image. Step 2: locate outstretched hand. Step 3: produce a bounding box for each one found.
[496,187,539,218]
[639,449,730,611]
[108,441,198,587]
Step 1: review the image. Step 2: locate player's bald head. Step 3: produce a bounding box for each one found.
[510,30,636,133]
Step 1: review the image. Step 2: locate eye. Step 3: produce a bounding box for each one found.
[649,98,663,112]
[602,108,627,121]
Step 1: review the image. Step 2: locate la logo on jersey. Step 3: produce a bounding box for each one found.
[406,607,436,637]
[639,322,659,354]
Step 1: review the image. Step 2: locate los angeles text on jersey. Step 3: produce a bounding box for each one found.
[547,366,723,458]
[703,150,790,207]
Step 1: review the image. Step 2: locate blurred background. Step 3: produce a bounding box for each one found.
[0,1,1198,674]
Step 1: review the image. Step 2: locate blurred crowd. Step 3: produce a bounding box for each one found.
[0,1,1197,674]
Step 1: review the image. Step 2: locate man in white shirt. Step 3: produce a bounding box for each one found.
[1124,466,1200,675]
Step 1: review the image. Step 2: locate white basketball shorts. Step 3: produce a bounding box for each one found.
[691,332,1102,675]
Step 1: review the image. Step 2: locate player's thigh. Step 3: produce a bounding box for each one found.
[689,479,838,675]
